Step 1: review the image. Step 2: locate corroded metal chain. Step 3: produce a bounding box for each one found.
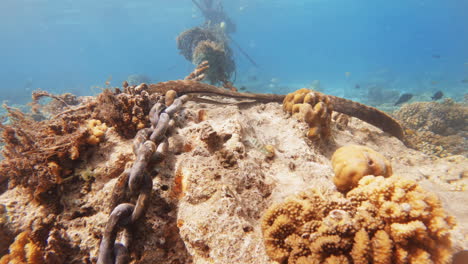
[97,88,189,264]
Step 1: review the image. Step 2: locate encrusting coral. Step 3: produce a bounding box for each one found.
[282,88,333,141]
[262,146,457,264]
[86,119,107,145]
[331,145,392,192]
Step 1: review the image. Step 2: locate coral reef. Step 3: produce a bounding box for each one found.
[283,88,333,141]
[394,99,468,157]
[0,81,466,263]
[395,99,466,136]
[262,175,456,264]
[331,145,392,192]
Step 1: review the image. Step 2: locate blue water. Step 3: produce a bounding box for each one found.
[1,0,468,104]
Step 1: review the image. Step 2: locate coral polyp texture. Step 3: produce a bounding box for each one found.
[283,88,333,141]
[394,99,468,157]
[331,145,393,192]
[261,175,457,264]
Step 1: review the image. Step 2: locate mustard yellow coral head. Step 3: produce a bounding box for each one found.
[331,145,392,192]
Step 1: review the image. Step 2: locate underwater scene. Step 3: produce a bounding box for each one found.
[0,0,467,263]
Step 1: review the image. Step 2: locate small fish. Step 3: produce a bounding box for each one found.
[394,93,413,106]
[462,79,468,83]
[345,72,351,78]
[431,81,439,85]
[431,91,443,100]
[432,54,441,59]
[240,86,247,91]
[354,84,360,89]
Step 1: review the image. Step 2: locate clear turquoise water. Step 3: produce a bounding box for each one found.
[1,0,467,104]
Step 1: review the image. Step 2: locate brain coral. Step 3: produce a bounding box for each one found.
[331,145,392,192]
[262,175,456,264]
[283,88,333,141]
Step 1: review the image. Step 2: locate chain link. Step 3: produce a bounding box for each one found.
[97,89,189,264]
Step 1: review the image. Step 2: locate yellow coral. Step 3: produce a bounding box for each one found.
[331,145,392,192]
[349,175,456,264]
[371,230,393,264]
[350,229,370,263]
[0,231,44,264]
[165,89,177,106]
[86,119,107,145]
[262,174,456,264]
[283,88,333,141]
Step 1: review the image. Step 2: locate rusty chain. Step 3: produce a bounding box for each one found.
[97,84,189,264]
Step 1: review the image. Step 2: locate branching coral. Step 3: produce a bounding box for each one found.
[331,145,392,192]
[262,175,457,264]
[283,88,333,141]
[92,84,159,139]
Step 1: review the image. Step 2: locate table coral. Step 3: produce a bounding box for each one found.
[331,145,392,192]
[261,175,457,264]
[283,88,333,141]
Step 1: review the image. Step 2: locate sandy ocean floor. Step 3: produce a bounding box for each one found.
[0,96,467,263]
